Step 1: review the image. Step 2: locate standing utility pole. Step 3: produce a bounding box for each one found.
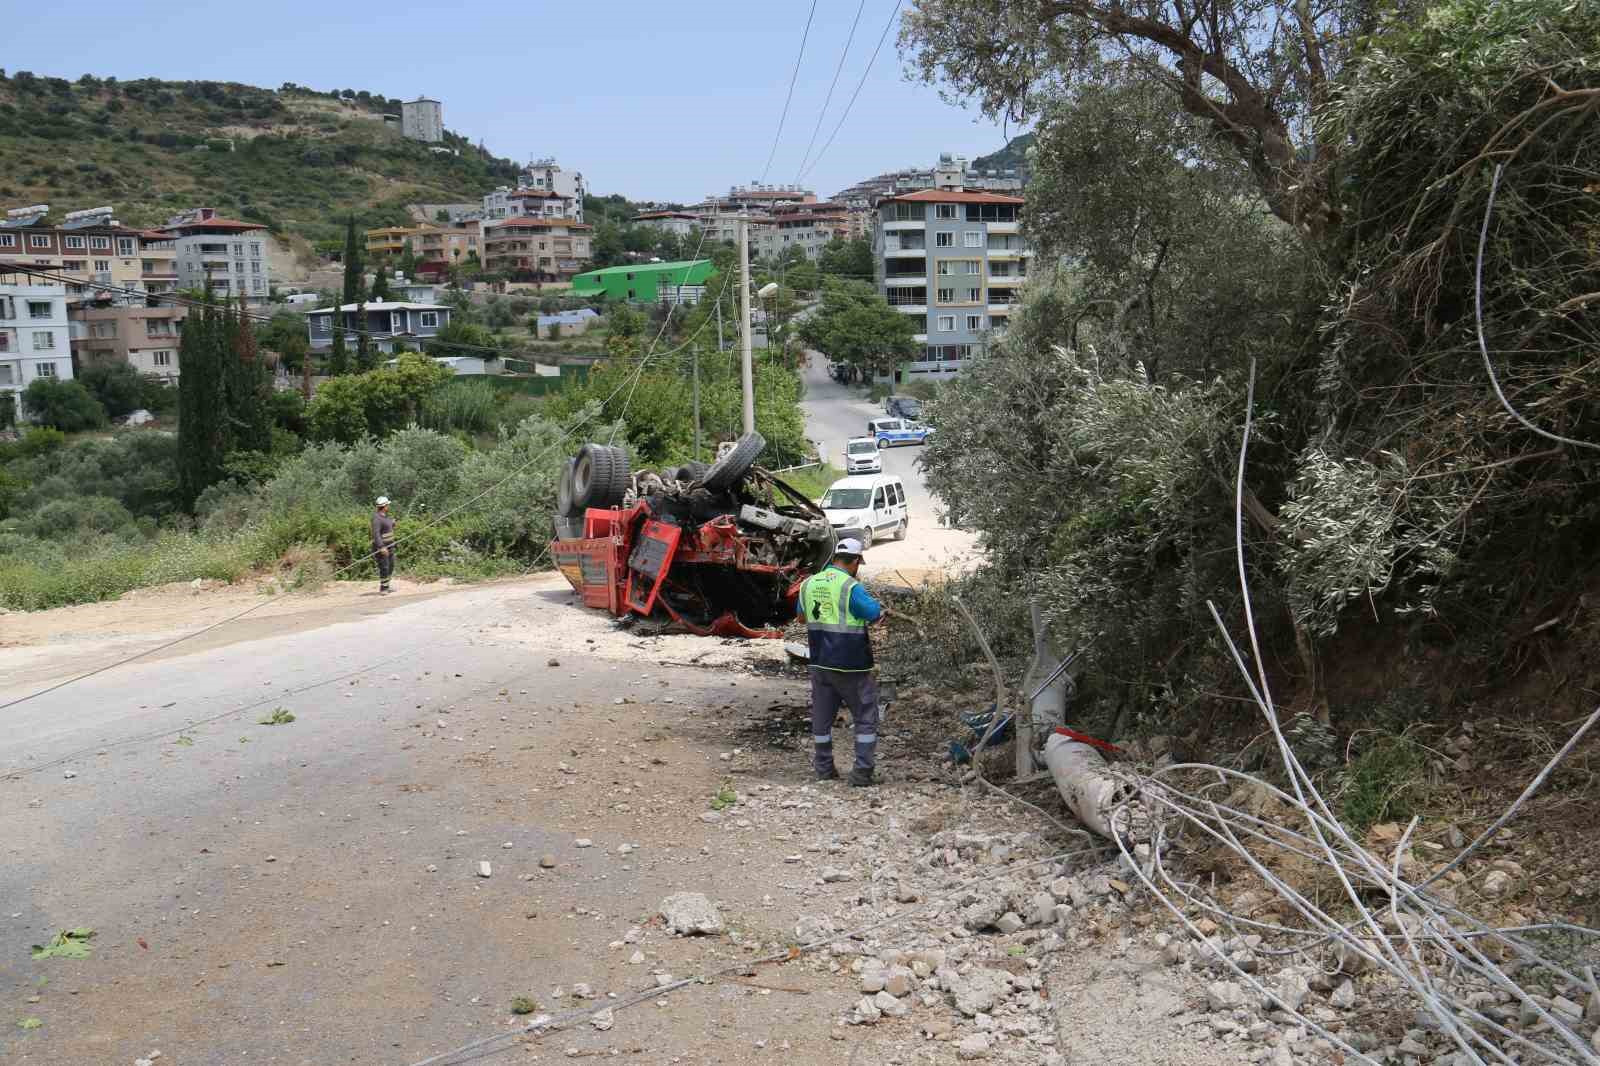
[737,216,755,436]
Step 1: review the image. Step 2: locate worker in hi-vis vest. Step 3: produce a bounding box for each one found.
[798,537,884,787]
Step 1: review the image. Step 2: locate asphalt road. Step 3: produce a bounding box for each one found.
[797,354,977,579]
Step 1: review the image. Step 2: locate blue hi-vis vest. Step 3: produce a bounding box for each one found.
[801,566,873,672]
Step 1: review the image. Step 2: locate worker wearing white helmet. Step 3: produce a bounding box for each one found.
[797,538,884,786]
[371,496,396,594]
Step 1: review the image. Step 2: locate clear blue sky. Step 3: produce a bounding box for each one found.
[9,0,1025,203]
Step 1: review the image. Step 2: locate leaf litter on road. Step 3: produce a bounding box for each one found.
[258,708,296,726]
[31,928,95,960]
[18,1017,42,1030]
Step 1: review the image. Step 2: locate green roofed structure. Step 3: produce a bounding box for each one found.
[570,259,716,304]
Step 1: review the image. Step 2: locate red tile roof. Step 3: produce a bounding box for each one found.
[883,190,1025,205]
[508,189,569,199]
[161,216,268,233]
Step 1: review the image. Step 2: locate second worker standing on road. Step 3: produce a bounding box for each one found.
[371,495,397,594]
[798,537,883,787]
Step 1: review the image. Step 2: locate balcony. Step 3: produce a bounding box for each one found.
[881,220,924,232]
[987,274,1024,286]
[986,221,1020,234]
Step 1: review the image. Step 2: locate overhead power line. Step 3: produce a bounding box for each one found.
[758,0,821,185]
[794,0,869,184]
[800,0,903,183]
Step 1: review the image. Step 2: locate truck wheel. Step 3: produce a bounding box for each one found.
[703,431,765,492]
[601,447,632,506]
[669,461,710,485]
[572,444,617,508]
[556,458,580,517]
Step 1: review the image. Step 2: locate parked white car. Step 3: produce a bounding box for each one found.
[843,436,882,474]
[820,474,909,547]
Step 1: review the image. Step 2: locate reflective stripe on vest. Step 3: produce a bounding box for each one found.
[802,566,873,672]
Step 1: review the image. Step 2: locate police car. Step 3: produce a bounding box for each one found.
[866,418,934,448]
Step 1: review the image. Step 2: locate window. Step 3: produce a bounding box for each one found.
[33,331,57,350]
[964,231,982,248]
[251,278,263,292]
[232,243,244,256]
[94,260,110,272]
[934,204,958,220]
[967,287,982,303]
[936,315,955,332]
[936,287,954,303]
[249,242,261,257]
[934,232,953,248]
[152,350,172,367]
[990,262,1012,278]
[0,234,14,247]
[63,260,84,271]
[65,236,87,250]
[28,301,52,320]
[118,237,136,256]
[91,321,117,338]
[0,363,11,382]
[885,286,926,306]
[962,260,981,275]
[145,320,173,337]
[251,261,261,274]
[235,261,246,274]
[872,488,886,508]
[935,261,952,276]
[91,236,110,250]
[966,314,984,331]
[35,360,58,375]
[419,311,439,328]
[29,235,50,248]
[892,203,925,221]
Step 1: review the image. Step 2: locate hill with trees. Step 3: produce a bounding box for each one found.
[970,132,1034,177]
[0,72,523,245]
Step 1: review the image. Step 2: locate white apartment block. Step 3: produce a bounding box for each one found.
[0,276,74,418]
[401,97,444,143]
[484,159,586,224]
[161,209,272,306]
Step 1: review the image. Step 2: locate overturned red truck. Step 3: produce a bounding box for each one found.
[549,432,834,638]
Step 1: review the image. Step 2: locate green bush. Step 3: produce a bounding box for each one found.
[20,378,107,432]
[76,361,146,418]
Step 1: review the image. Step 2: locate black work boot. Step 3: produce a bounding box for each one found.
[848,767,876,788]
[816,764,840,782]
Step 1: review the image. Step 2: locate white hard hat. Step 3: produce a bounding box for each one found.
[376,496,390,507]
[834,537,865,557]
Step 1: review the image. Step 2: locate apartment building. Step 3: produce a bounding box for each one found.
[873,189,1031,378]
[483,176,584,225]
[481,217,593,280]
[0,272,74,417]
[404,222,481,277]
[307,301,452,354]
[522,158,586,221]
[630,211,703,238]
[70,301,188,383]
[401,97,444,143]
[751,202,853,262]
[366,226,419,259]
[0,204,162,303]
[162,209,272,306]
[835,152,1025,212]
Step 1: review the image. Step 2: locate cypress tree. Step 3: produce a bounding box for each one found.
[228,293,272,451]
[341,215,364,304]
[354,294,376,372]
[177,300,227,510]
[371,265,391,302]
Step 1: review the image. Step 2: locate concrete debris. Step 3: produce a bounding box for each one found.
[1206,980,1248,1013]
[795,915,833,943]
[820,866,853,883]
[1481,868,1515,898]
[952,969,1012,1017]
[540,854,557,869]
[591,1007,614,1031]
[1329,980,1357,1010]
[956,1033,992,1060]
[659,892,724,936]
[994,912,1024,935]
[476,861,492,878]
[873,989,908,1017]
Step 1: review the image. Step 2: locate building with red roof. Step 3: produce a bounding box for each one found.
[163,208,272,306]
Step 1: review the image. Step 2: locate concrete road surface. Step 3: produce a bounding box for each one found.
[797,354,978,581]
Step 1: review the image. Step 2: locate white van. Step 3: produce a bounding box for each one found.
[820,474,909,547]
[842,436,882,474]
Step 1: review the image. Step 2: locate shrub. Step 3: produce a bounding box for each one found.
[21,378,107,432]
[76,361,147,418]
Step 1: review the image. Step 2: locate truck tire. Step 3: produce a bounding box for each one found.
[556,458,580,517]
[601,447,632,506]
[669,461,710,485]
[573,444,627,508]
[702,431,765,492]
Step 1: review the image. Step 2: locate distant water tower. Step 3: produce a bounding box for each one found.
[401,97,443,143]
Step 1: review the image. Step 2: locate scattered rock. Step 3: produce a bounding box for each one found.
[883,968,914,997]
[860,969,887,994]
[994,912,1024,935]
[575,838,593,849]
[62,770,77,780]
[961,896,1006,931]
[1207,980,1248,1013]
[1481,868,1514,898]
[873,989,907,1017]
[476,861,492,878]
[852,995,882,1025]
[628,950,645,965]
[1025,892,1056,927]
[956,1033,992,1060]
[1330,980,1357,1010]
[795,915,833,943]
[540,854,557,869]
[1268,970,1311,1013]
[659,892,724,936]
[571,983,594,1000]
[952,970,1011,1017]
[591,1007,614,1031]
[820,867,853,883]
[1550,995,1583,1024]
